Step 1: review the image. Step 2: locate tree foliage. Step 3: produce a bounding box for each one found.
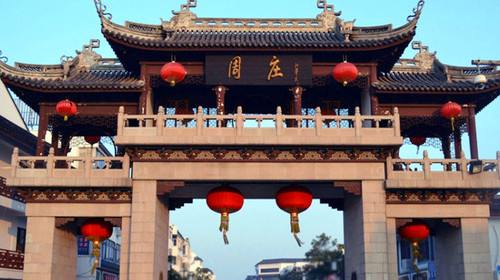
[280,233,344,280]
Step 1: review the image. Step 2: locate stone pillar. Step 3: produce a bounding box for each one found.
[466,104,479,159]
[460,218,492,279]
[386,218,398,280]
[120,216,131,280]
[36,106,48,156]
[128,180,169,280]
[24,216,77,280]
[344,180,389,280]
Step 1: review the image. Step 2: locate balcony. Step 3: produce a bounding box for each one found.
[116,106,402,146]
[386,151,500,189]
[8,148,131,188]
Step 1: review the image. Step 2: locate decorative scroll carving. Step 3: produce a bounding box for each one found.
[386,189,496,204]
[407,0,425,22]
[18,188,132,203]
[94,0,112,20]
[320,198,344,211]
[126,147,393,163]
[396,218,414,229]
[0,249,24,270]
[0,50,7,63]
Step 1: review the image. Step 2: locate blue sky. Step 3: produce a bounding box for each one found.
[2,1,500,279]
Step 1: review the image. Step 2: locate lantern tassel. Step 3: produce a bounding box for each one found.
[64,115,68,121]
[91,240,101,275]
[220,212,230,245]
[451,117,455,132]
[411,241,421,273]
[290,212,304,247]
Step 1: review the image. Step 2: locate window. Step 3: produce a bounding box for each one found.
[172,235,177,246]
[260,268,280,273]
[16,228,26,253]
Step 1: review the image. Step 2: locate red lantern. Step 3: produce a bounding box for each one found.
[440,101,462,131]
[399,222,430,271]
[206,186,244,244]
[333,61,359,86]
[84,136,101,146]
[80,219,113,274]
[56,99,77,121]
[160,61,187,87]
[410,137,426,154]
[276,186,313,246]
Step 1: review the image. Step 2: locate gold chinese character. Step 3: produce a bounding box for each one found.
[228,56,242,80]
[267,56,284,81]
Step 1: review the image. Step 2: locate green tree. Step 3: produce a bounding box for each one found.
[168,269,187,280]
[194,267,214,280]
[304,233,344,280]
[279,267,303,280]
[280,234,344,280]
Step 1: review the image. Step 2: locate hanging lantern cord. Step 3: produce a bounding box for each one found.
[219,212,230,245]
[290,212,304,247]
[411,241,421,273]
[91,240,101,274]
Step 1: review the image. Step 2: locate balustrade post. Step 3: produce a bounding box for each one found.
[393,107,401,137]
[276,107,283,136]
[236,106,244,136]
[386,155,393,179]
[460,151,467,179]
[196,106,204,136]
[84,149,92,178]
[11,147,19,178]
[423,150,431,179]
[47,148,55,177]
[157,106,165,136]
[354,107,362,137]
[123,153,130,177]
[315,107,322,136]
[117,106,125,137]
[497,151,500,179]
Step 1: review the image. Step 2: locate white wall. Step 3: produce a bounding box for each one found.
[0,82,26,130]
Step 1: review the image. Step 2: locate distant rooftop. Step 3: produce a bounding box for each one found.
[256,258,308,266]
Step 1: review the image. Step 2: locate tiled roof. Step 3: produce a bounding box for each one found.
[0,59,144,92]
[99,2,423,51]
[374,65,500,93]
[0,40,143,92]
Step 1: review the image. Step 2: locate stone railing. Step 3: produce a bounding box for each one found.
[0,249,23,270]
[116,106,402,146]
[0,177,24,203]
[9,148,131,188]
[386,151,500,189]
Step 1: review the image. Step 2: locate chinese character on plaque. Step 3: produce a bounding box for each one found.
[267,56,284,80]
[228,56,242,80]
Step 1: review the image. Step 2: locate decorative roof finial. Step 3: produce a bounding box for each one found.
[76,39,101,55]
[317,0,334,13]
[172,0,197,15]
[0,51,7,63]
[412,41,429,53]
[94,0,112,20]
[407,0,425,22]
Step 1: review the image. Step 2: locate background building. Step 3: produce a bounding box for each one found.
[168,224,215,280]
[252,258,309,280]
